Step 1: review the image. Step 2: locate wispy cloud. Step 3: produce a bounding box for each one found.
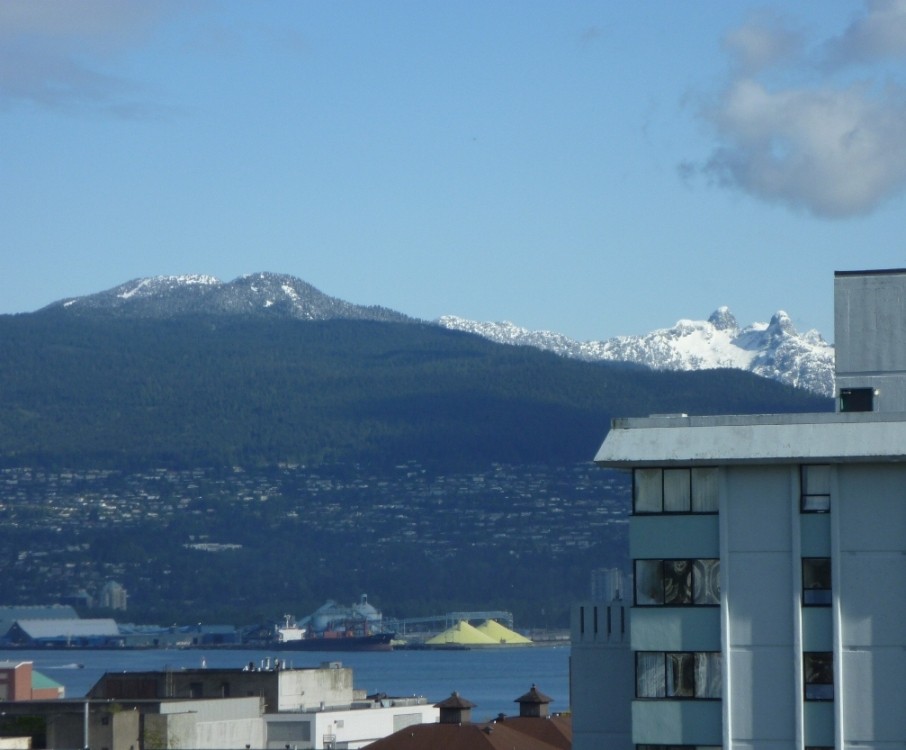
[723,10,802,75]
[0,0,183,116]
[824,0,906,66]
[686,1,906,218]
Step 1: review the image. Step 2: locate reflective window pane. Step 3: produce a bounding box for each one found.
[804,652,834,701]
[635,560,664,605]
[801,465,831,512]
[802,558,831,606]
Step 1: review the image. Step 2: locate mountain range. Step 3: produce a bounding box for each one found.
[47,273,835,397]
[0,272,829,471]
[438,308,835,397]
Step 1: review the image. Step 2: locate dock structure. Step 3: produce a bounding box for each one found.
[385,610,514,636]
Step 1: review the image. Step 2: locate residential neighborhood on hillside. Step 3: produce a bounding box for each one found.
[0,462,629,626]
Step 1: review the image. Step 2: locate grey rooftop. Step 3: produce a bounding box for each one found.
[595,411,906,467]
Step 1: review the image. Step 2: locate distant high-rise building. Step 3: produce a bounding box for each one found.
[99,581,127,611]
[590,567,624,602]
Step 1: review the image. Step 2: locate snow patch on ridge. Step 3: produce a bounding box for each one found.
[437,309,835,397]
[116,275,220,300]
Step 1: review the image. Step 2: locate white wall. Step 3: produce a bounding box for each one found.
[277,666,355,711]
[837,465,906,747]
[724,466,797,747]
[265,703,438,750]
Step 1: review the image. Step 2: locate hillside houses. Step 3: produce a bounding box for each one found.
[0,462,628,618]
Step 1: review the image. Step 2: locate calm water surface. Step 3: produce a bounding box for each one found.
[0,645,570,723]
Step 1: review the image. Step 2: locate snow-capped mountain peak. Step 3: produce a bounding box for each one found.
[44,273,413,324]
[437,309,835,397]
[708,306,738,331]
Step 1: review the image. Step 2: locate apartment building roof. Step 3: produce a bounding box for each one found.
[596,411,906,467]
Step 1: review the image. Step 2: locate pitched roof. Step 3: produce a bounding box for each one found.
[0,605,79,637]
[494,715,572,750]
[0,605,78,621]
[363,720,569,750]
[515,684,553,705]
[31,671,64,691]
[435,691,476,709]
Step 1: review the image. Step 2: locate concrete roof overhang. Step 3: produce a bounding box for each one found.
[594,412,906,468]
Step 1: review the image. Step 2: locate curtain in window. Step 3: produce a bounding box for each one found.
[663,469,691,512]
[666,652,694,697]
[634,469,663,512]
[664,560,692,604]
[693,559,720,605]
[692,468,719,512]
[695,652,722,698]
[636,652,665,697]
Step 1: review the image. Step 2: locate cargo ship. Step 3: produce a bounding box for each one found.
[270,596,395,652]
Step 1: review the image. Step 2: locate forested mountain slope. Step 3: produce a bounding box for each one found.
[0,311,830,470]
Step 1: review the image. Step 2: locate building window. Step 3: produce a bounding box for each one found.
[802,558,831,606]
[839,387,874,412]
[634,559,720,606]
[637,747,722,750]
[633,468,718,514]
[804,652,834,701]
[636,651,721,699]
[800,465,830,513]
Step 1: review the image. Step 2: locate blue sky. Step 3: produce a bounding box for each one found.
[2,1,906,342]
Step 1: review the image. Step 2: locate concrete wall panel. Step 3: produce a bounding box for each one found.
[728,647,795,743]
[725,467,792,552]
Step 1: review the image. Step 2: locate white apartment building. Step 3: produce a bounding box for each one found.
[582,269,906,750]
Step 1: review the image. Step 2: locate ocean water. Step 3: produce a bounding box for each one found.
[1,645,570,723]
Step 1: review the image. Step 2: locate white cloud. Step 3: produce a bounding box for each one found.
[702,78,906,217]
[0,0,183,115]
[690,2,906,218]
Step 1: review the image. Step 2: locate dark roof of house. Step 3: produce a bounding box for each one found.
[493,715,572,750]
[435,691,476,709]
[364,719,571,750]
[515,684,553,706]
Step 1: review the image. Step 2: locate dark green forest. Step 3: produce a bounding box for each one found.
[0,312,830,470]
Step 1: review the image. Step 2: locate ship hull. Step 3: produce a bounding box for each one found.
[269,632,395,652]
